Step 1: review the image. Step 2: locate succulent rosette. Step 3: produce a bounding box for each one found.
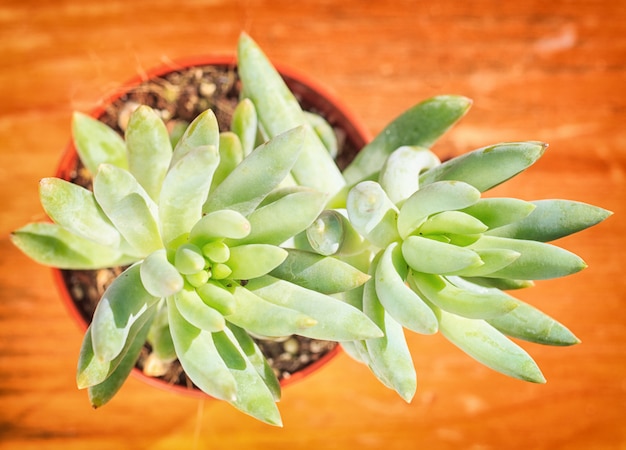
[11,33,612,426]
[11,99,382,425]
[306,111,611,401]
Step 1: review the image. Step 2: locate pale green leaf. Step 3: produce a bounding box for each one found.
[342,95,472,185]
[397,180,481,238]
[72,111,128,175]
[362,257,416,402]
[77,306,155,392]
[470,235,587,280]
[203,126,306,216]
[487,199,612,242]
[90,263,160,362]
[227,323,281,401]
[170,109,220,167]
[375,243,438,334]
[461,198,536,229]
[39,177,120,247]
[270,248,370,294]
[419,141,547,192]
[402,235,482,275]
[93,163,161,255]
[437,308,546,383]
[174,288,225,332]
[409,271,518,319]
[246,275,382,341]
[159,145,220,245]
[214,327,283,426]
[86,306,156,407]
[140,249,184,298]
[167,296,237,401]
[235,188,327,246]
[238,32,345,196]
[211,132,244,191]
[231,98,258,157]
[227,244,287,280]
[487,298,580,346]
[126,105,173,201]
[226,285,316,338]
[11,222,135,269]
[188,209,251,244]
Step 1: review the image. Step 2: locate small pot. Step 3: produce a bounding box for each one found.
[53,56,371,398]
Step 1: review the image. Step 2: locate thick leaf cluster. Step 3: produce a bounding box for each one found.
[11,32,612,426]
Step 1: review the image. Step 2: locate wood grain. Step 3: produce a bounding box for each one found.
[1,1,624,448]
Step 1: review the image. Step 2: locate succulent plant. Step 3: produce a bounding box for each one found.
[305,109,612,401]
[11,32,612,426]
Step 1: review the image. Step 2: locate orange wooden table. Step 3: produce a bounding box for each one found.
[1,1,624,448]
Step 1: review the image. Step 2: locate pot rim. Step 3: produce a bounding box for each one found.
[53,54,371,399]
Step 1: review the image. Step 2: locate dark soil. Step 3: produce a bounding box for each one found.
[60,62,361,391]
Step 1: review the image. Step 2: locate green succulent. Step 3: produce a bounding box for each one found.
[11,32,612,426]
[305,109,612,402]
[10,44,384,424]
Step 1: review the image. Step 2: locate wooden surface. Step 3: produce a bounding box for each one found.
[1,1,625,448]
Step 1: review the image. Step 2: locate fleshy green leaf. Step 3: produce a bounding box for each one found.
[402,236,482,275]
[39,177,120,247]
[86,306,156,407]
[231,98,258,157]
[374,243,438,334]
[270,248,370,294]
[11,222,134,269]
[147,303,177,362]
[227,323,281,401]
[174,287,225,332]
[77,306,155,392]
[486,298,580,346]
[211,132,244,191]
[167,296,237,401]
[397,180,481,239]
[487,199,612,242]
[125,105,173,201]
[362,257,417,402]
[452,248,521,277]
[90,263,160,362]
[418,210,488,236]
[226,285,317,338]
[246,275,382,341]
[342,95,472,185]
[463,277,534,290]
[409,271,518,319]
[196,280,237,316]
[72,111,128,175]
[346,181,400,248]
[470,235,587,280]
[188,209,251,244]
[235,188,327,246]
[378,146,441,205]
[304,111,338,158]
[215,327,283,426]
[170,109,220,167]
[203,126,306,216]
[140,249,184,298]
[93,163,161,256]
[461,198,536,229]
[419,141,547,192]
[159,145,220,245]
[436,308,546,383]
[238,32,345,196]
[226,244,288,280]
